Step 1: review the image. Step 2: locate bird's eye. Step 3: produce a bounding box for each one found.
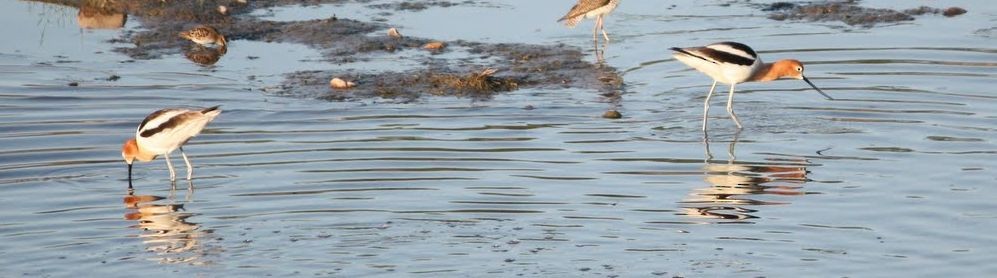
[796,67,803,72]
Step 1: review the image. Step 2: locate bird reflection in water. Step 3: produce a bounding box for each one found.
[183,45,226,66]
[679,132,813,221]
[76,3,126,29]
[180,25,228,66]
[124,187,212,264]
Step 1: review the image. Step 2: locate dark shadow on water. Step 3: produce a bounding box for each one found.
[679,132,815,222]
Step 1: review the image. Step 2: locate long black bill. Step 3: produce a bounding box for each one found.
[127,163,133,189]
[802,76,834,100]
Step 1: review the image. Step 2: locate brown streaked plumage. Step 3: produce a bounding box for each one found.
[558,0,620,43]
[123,106,221,187]
[179,25,227,48]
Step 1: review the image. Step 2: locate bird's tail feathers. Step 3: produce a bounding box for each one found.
[559,16,582,27]
[670,47,714,64]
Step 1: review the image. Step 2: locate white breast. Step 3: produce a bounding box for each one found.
[584,0,620,18]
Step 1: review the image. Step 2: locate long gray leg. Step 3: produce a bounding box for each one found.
[600,16,610,42]
[702,81,718,131]
[164,152,176,182]
[726,83,743,129]
[592,16,599,44]
[180,147,193,181]
[592,28,601,53]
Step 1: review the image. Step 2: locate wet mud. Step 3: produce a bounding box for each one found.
[367,1,466,12]
[764,1,967,27]
[278,43,622,101]
[33,0,622,101]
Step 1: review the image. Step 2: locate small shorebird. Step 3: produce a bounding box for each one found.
[670,41,833,131]
[122,106,221,187]
[558,0,621,44]
[180,25,227,49]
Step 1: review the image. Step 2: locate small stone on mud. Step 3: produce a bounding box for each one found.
[68,82,79,87]
[943,7,967,17]
[217,5,228,15]
[330,77,356,89]
[602,110,622,119]
[387,27,402,38]
[423,41,446,50]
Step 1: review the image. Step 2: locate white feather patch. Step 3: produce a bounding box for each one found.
[705,44,756,61]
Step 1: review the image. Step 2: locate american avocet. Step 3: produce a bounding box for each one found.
[180,25,227,49]
[122,106,221,187]
[670,41,833,131]
[558,0,621,44]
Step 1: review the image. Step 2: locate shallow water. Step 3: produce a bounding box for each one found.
[2,0,996,276]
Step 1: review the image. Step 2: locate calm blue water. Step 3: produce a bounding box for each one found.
[1,0,995,276]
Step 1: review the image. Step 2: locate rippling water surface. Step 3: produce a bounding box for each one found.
[2,0,995,276]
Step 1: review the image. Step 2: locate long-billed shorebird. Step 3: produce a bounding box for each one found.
[122,106,221,187]
[670,41,833,131]
[180,25,227,49]
[558,0,621,45]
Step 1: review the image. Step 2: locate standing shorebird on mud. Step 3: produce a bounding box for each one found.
[558,0,621,46]
[121,106,222,188]
[180,25,227,50]
[670,41,833,131]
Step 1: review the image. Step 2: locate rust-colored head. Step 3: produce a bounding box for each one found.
[770,59,806,80]
[769,59,834,100]
[122,138,156,188]
[122,138,139,165]
[122,138,156,163]
[122,138,138,188]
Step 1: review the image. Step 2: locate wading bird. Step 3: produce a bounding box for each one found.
[558,0,621,45]
[670,41,833,131]
[180,25,227,49]
[122,106,221,187]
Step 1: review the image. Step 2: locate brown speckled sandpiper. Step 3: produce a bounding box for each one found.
[179,25,227,48]
[558,0,621,44]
